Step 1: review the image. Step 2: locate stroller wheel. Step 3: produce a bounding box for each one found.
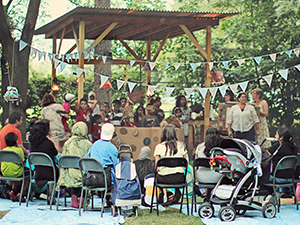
[111,205,116,217]
[198,202,214,219]
[219,206,236,222]
[236,209,246,215]
[262,202,276,218]
[133,206,138,217]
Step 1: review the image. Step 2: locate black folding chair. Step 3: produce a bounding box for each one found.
[26,152,57,209]
[0,150,29,206]
[150,157,189,216]
[56,155,81,210]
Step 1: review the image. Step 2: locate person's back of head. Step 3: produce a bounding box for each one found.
[161,124,178,156]
[204,127,222,156]
[5,132,18,147]
[277,127,297,152]
[29,121,50,149]
[42,93,56,107]
[8,112,22,125]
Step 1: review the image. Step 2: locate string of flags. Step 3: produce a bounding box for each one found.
[19,39,300,100]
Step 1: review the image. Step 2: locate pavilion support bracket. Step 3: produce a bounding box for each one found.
[92,22,118,47]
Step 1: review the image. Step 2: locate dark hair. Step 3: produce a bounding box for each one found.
[237,92,247,102]
[277,127,297,152]
[80,98,88,104]
[225,90,235,101]
[134,105,145,124]
[29,117,38,128]
[5,132,18,147]
[120,97,127,102]
[175,95,187,109]
[149,96,161,105]
[92,114,102,124]
[42,93,56,107]
[252,88,264,100]
[204,127,222,157]
[8,112,22,124]
[29,121,49,149]
[112,99,121,107]
[161,124,178,156]
[103,102,109,105]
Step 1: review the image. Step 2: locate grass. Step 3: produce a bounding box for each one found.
[0,211,9,219]
[124,207,204,225]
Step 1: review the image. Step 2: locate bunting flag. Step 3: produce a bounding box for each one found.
[208,62,214,71]
[66,54,71,63]
[278,69,289,80]
[174,63,181,71]
[53,58,60,69]
[74,52,78,61]
[294,49,300,57]
[295,64,300,72]
[89,44,94,53]
[87,54,91,62]
[254,56,262,65]
[83,49,87,57]
[116,79,125,90]
[285,50,292,58]
[229,83,239,95]
[127,81,137,93]
[30,48,37,58]
[148,85,157,93]
[19,40,28,51]
[219,85,228,97]
[269,53,277,62]
[184,88,194,97]
[164,63,169,70]
[263,74,273,87]
[100,75,109,87]
[209,87,218,100]
[239,81,249,92]
[149,62,156,71]
[190,63,198,71]
[198,88,208,99]
[100,80,112,89]
[60,62,67,73]
[96,54,101,60]
[222,61,229,68]
[102,55,107,64]
[236,59,245,66]
[130,60,135,67]
[165,87,175,97]
[78,51,82,60]
[76,68,84,78]
[38,51,45,61]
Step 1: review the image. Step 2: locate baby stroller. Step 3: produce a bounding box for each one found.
[111,145,141,217]
[198,138,281,221]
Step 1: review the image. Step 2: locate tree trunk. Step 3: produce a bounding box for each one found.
[94,0,112,107]
[1,56,9,126]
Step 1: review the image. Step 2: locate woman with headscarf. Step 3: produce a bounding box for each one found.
[56,122,92,208]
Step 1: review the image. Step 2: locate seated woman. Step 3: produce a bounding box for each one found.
[56,122,92,208]
[153,124,187,203]
[29,120,59,203]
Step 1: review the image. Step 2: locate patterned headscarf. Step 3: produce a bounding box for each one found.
[71,121,88,138]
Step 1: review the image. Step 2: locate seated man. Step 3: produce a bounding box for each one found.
[1,133,29,202]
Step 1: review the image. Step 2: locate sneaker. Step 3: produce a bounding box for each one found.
[9,191,18,202]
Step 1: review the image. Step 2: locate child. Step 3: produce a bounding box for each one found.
[75,97,97,133]
[124,113,139,127]
[91,114,104,143]
[108,99,123,126]
[61,93,75,134]
[141,104,159,127]
[174,107,184,127]
[1,133,29,202]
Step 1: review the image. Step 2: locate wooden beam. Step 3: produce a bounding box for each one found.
[92,22,118,47]
[57,27,65,54]
[72,23,79,48]
[46,16,74,38]
[78,21,85,100]
[64,43,77,55]
[145,40,151,105]
[152,34,169,62]
[119,39,142,61]
[179,24,208,60]
[64,58,146,65]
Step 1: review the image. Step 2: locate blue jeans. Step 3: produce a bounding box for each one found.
[269,175,292,193]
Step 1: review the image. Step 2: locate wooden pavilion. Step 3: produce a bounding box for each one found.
[34,6,239,132]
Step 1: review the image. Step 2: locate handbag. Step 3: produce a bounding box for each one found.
[83,172,106,188]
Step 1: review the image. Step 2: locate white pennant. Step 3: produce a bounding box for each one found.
[60,62,67,73]
[263,74,273,87]
[219,85,228,97]
[174,63,181,71]
[294,49,300,57]
[149,62,156,71]
[102,56,107,64]
[278,69,289,81]
[269,53,277,62]
[38,51,45,61]
[239,81,249,92]
[76,68,84,78]
[236,59,245,66]
[30,47,37,58]
[184,88,194,97]
[295,64,300,72]
[209,87,218,100]
[19,40,28,51]
[53,58,60,69]
[208,62,214,71]
[116,79,125,90]
[229,84,239,95]
[148,85,157,93]
[130,60,135,67]
[165,87,175,97]
[127,81,137,93]
[198,88,208,99]
[100,75,109,87]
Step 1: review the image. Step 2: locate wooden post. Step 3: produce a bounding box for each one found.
[145,39,151,105]
[204,26,212,133]
[78,21,85,100]
[52,35,57,99]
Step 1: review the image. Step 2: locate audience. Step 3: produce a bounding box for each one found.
[75,97,98,133]
[101,102,111,122]
[88,91,101,116]
[124,113,139,127]
[134,105,145,127]
[91,114,104,143]
[108,99,124,126]
[151,96,165,124]
[141,104,159,127]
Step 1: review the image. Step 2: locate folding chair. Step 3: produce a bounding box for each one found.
[150,157,189,216]
[78,157,107,217]
[56,155,81,210]
[26,152,57,209]
[0,150,29,205]
[264,155,298,212]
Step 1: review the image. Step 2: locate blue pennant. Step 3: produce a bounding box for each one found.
[285,50,292,58]
[254,56,262,65]
[222,61,229,68]
[164,63,169,70]
[87,54,91,62]
[189,63,198,71]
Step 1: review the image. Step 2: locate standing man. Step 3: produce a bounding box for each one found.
[88,91,101,116]
[0,112,28,155]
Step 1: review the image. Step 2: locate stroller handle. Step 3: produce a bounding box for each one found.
[118,150,133,159]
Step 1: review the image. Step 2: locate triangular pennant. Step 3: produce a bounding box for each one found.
[53,58,60,69]
[236,59,245,66]
[285,50,292,58]
[148,85,157,93]
[229,84,239,95]
[100,80,112,89]
[269,53,277,62]
[38,51,45,61]
[254,56,262,65]
[165,87,175,97]
[60,62,67,73]
[96,54,101,60]
[148,62,156,71]
[209,87,218,100]
[219,85,228,97]
[294,49,300,57]
[127,81,137,93]
[239,81,249,92]
[102,56,107,64]
[30,47,37,58]
[89,44,94,53]
[198,88,208,99]
[48,53,52,61]
[100,75,109,87]
[184,88,194,97]
[87,54,91,62]
[83,49,87,57]
[19,40,28,51]
[164,63,169,70]
[190,63,198,71]
[263,74,273,87]
[174,63,181,71]
[130,60,135,67]
[208,62,214,71]
[116,79,125,90]
[76,68,84,78]
[278,69,289,81]
[222,61,229,68]
[66,54,71,63]
[295,64,300,72]
[74,52,78,61]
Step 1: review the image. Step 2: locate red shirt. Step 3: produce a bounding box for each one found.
[76,108,93,131]
[91,124,101,143]
[125,122,140,127]
[0,124,22,150]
